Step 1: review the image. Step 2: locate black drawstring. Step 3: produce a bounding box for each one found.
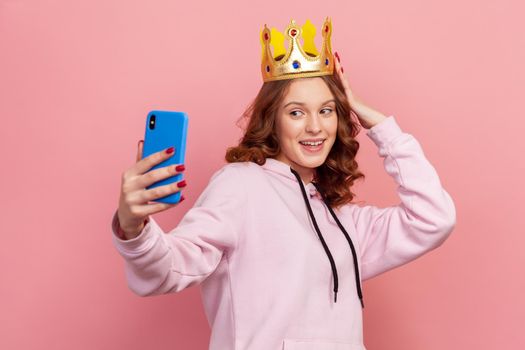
[289,167,364,309]
[313,182,365,309]
[290,168,339,303]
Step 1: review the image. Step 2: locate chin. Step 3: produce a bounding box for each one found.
[295,151,329,168]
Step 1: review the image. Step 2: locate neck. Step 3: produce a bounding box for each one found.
[273,155,316,184]
[290,164,315,185]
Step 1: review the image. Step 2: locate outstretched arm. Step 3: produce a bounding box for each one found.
[110,164,247,296]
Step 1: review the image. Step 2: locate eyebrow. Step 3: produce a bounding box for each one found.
[283,99,336,108]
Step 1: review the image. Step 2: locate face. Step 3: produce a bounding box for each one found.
[275,77,338,184]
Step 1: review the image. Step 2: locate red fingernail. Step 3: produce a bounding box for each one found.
[341,66,344,73]
[180,195,185,202]
[176,164,185,171]
[177,180,187,188]
[166,146,175,154]
[335,51,341,63]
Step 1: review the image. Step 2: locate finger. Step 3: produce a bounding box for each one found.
[335,58,351,92]
[335,60,357,105]
[334,55,343,75]
[141,178,186,203]
[136,140,143,163]
[132,146,175,176]
[135,201,180,217]
[334,58,345,84]
[125,175,185,207]
[143,197,185,216]
[137,162,185,189]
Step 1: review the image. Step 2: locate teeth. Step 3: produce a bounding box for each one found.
[300,140,323,146]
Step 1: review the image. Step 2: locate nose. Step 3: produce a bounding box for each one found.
[305,114,322,133]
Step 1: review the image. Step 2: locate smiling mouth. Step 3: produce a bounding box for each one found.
[299,139,325,152]
[299,139,325,146]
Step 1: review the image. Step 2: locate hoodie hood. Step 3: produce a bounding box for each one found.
[261,157,365,308]
[261,158,321,199]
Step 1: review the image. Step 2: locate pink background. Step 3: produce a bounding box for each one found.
[1,0,523,349]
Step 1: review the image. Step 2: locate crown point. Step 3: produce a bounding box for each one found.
[260,18,334,82]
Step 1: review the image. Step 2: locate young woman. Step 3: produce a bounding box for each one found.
[111,18,456,350]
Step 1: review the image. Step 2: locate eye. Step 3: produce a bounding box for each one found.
[290,108,333,117]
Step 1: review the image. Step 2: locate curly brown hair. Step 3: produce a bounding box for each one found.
[225,73,365,209]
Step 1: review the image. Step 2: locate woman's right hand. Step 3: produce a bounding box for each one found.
[117,140,187,239]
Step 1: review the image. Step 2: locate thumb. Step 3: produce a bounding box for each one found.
[136,140,143,163]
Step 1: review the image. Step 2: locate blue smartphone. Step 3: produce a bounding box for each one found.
[142,110,188,204]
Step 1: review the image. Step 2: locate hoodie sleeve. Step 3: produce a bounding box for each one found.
[349,115,456,281]
[110,163,246,297]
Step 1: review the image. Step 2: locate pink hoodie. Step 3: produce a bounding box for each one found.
[111,115,456,350]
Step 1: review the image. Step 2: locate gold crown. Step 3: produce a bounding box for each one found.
[260,17,335,82]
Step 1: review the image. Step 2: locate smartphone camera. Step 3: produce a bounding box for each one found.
[149,114,156,130]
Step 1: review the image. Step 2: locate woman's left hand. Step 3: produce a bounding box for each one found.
[334,51,388,129]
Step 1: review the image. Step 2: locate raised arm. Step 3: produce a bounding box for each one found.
[349,116,456,281]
